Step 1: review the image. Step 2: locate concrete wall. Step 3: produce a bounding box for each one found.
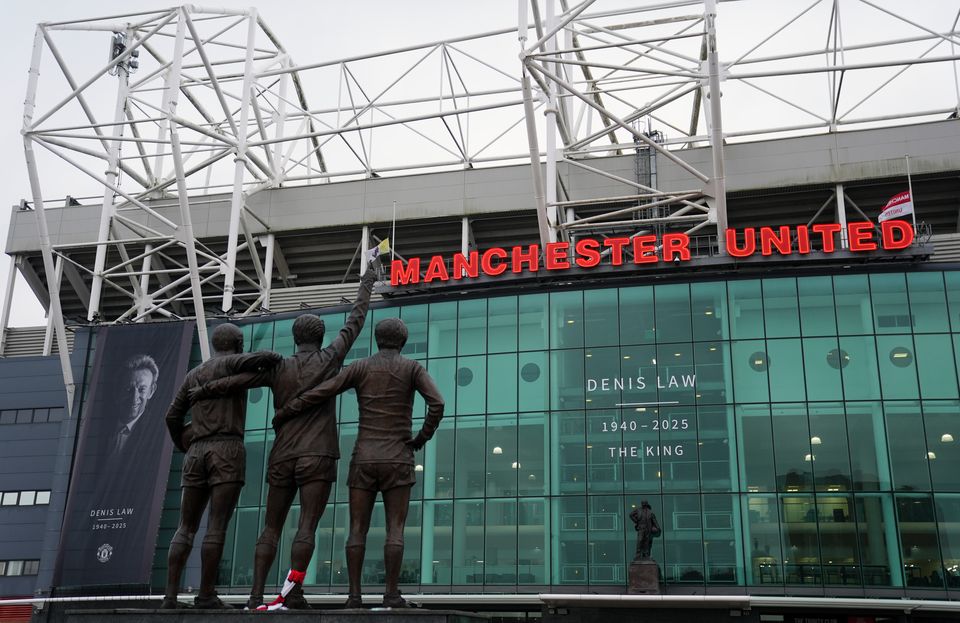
[8,120,960,255]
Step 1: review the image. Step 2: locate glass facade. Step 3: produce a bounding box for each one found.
[152,269,960,595]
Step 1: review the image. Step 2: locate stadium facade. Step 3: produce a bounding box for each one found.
[3,2,960,621]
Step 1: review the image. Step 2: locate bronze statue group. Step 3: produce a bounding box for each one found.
[161,266,445,610]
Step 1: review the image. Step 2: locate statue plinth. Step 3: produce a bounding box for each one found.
[627,559,660,594]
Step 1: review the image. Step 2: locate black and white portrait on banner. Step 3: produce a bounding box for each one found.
[55,322,195,587]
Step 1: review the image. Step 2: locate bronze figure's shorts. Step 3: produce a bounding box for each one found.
[347,462,416,492]
[181,436,245,488]
[267,455,337,487]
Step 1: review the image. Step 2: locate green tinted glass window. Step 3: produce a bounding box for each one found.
[763,279,800,338]
[808,403,851,492]
[401,304,428,358]
[428,302,457,358]
[728,280,764,339]
[703,494,741,584]
[452,499,484,584]
[834,275,873,335]
[732,340,769,403]
[885,402,931,491]
[587,409,623,494]
[738,405,776,492]
[555,411,585,494]
[657,343,696,405]
[767,339,806,402]
[427,425,455,499]
[798,275,837,336]
[934,494,960,587]
[914,335,958,399]
[655,283,692,343]
[661,406,699,493]
[518,498,548,583]
[240,430,266,506]
[922,401,960,490]
[485,498,517,584]
[816,493,858,585]
[428,358,457,416]
[870,273,911,334]
[895,495,943,588]
[621,406,660,494]
[552,496,586,584]
[945,272,960,332]
[619,286,655,345]
[876,335,919,400]
[742,494,783,585]
[422,500,453,585]
[585,347,621,410]
[454,418,485,498]
[845,402,890,491]
[488,296,518,353]
[584,288,619,347]
[487,353,518,413]
[620,344,658,406]
[518,294,548,351]
[551,349,584,411]
[518,351,549,412]
[771,404,813,492]
[457,299,487,356]
[802,337,843,401]
[839,336,881,400]
[906,272,949,333]
[691,281,729,341]
[517,412,548,495]
[456,355,486,415]
[587,495,625,583]
[853,494,899,587]
[698,406,737,492]
[486,413,517,497]
[780,493,819,584]
[550,291,584,349]
[694,342,733,405]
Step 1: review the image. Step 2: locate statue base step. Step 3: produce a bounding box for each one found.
[627,559,661,594]
[60,607,488,623]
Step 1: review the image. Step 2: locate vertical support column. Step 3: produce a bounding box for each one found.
[519,0,551,248]
[43,255,64,356]
[459,217,470,278]
[704,0,729,254]
[835,183,849,249]
[0,257,17,356]
[137,244,153,320]
[88,29,132,321]
[272,57,289,186]
[222,9,259,313]
[543,0,560,244]
[168,8,210,360]
[359,226,369,277]
[262,234,275,310]
[23,25,75,411]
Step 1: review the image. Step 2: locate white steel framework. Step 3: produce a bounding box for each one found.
[10,2,960,406]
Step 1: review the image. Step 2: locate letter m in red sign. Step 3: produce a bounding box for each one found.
[391,258,420,286]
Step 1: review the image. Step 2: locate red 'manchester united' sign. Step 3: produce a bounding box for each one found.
[390,221,914,286]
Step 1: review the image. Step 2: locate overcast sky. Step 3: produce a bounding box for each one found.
[2,1,957,327]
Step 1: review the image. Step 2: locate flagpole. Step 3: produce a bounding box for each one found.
[391,200,397,263]
[905,154,917,233]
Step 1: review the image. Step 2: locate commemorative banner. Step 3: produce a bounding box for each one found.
[55,322,195,587]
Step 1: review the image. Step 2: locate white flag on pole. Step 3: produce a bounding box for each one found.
[879,191,914,223]
[365,238,391,263]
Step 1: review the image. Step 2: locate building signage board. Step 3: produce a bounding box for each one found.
[389,221,915,286]
[54,322,194,587]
